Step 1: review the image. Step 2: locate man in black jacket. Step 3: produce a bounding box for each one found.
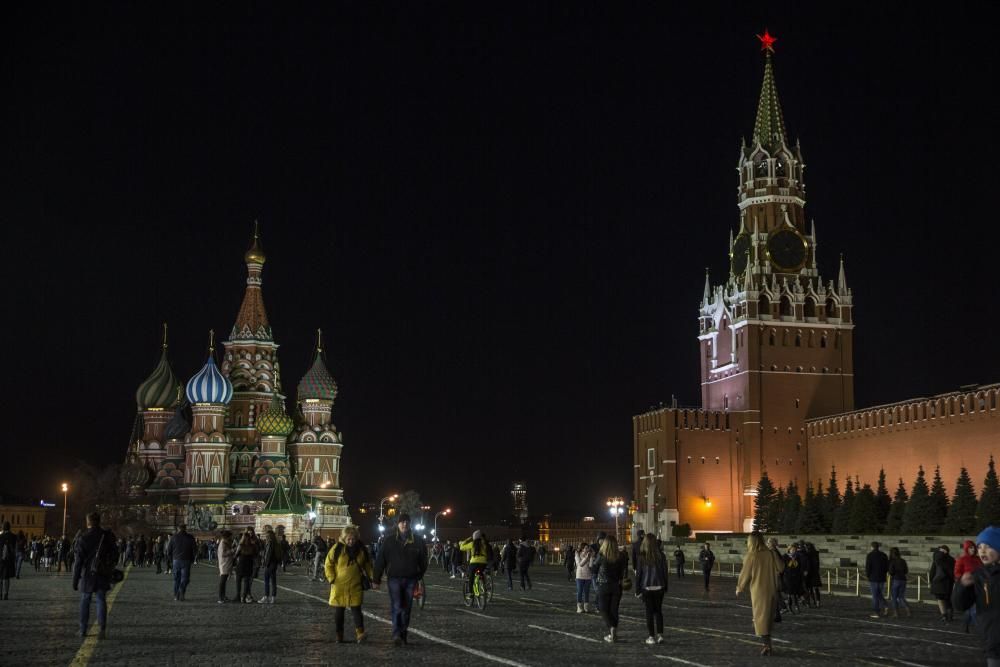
[72,512,119,639]
[165,524,197,601]
[698,543,715,591]
[373,514,427,646]
[865,541,889,618]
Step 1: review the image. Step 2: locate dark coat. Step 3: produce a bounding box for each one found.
[953,563,1000,658]
[805,547,822,587]
[698,548,716,572]
[166,531,197,562]
[72,527,119,594]
[593,553,626,591]
[0,532,17,578]
[635,554,668,594]
[865,549,889,582]
[373,529,427,582]
[929,550,956,598]
[888,557,909,582]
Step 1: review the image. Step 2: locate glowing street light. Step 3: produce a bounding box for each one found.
[607,497,625,544]
[433,508,451,542]
[61,483,69,536]
[379,494,398,528]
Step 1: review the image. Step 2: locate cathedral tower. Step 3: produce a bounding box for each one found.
[181,331,234,502]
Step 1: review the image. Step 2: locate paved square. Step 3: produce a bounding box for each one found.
[0,560,982,666]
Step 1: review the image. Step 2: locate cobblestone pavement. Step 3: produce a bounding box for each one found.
[0,560,984,666]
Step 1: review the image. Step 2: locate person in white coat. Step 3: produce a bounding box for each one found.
[216,530,235,603]
[575,542,596,612]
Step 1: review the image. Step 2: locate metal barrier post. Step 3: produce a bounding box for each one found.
[836,568,840,586]
[732,562,735,577]
[826,570,831,594]
[917,575,921,602]
[856,568,860,597]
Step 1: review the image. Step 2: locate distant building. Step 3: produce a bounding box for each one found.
[511,481,528,523]
[538,517,617,547]
[0,502,47,537]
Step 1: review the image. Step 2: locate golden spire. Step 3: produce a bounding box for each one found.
[209,329,216,354]
[316,328,323,353]
[162,322,169,350]
[244,219,266,265]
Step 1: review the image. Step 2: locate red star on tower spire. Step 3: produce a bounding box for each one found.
[757,29,777,53]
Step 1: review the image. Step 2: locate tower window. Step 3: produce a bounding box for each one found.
[700,457,705,464]
[820,336,827,348]
[715,457,720,464]
[795,398,800,408]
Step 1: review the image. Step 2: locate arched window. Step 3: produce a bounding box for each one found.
[780,296,793,318]
[825,298,838,318]
[820,335,827,349]
[759,295,771,317]
[769,330,776,346]
[804,297,816,319]
[795,332,802,347]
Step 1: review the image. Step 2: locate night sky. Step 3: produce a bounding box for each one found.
[4,3,999,521]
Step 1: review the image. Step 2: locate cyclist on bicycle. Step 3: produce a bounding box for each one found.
[459,530,492,590]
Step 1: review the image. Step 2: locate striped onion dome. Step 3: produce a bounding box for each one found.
[186,354,234,405]
[256,395,294,437]
[296,349,338,403]
[136,347,180,411]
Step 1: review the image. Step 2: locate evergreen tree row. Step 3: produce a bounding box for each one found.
[752,456,1000,535]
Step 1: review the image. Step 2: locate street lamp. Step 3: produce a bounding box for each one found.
[61,483,69,536]
[607,497,625,544]
[433,508,451,542]
[379,494,398,528]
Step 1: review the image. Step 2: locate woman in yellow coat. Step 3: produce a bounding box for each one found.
[324,526,374,643]
[736,531,785,656]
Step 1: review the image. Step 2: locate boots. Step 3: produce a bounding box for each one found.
[576,603,583,614]
[760,635,772,656]
[356,628,367,643]
[604,627,617,643]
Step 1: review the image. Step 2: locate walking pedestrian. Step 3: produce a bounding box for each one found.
[501,539,517,590]
[14,532,26,580]
[166,524,196,601]
[592,533,626,643]
[217,530,235,603]
[698,542,716,591]
[563,544,575,582]
[72,512,119,640]
[236,527,259,603]
[575,542,595,613]
[865,541,890,618]
[953,526,1000,667]
[957,539,981,632]
[311,534,329,582]
[766,537,784,622]
[804,542,822,607]
[887,547,910,617]
[673,545,686,578]
[0,522,17,599]
[259,527,281,604]
[516,539,533,591]
[631,529,645,573]
[326,525,374,643]
[372,513,427,647]
[929,544,955,622]
[635,533,668,645]
[736,531,785,656]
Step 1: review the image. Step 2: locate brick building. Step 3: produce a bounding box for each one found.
[632,38,999,536]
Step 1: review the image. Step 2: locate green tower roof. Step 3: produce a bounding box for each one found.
[752,50,788,152]
[260,478,293,514]
[286,475,308,514]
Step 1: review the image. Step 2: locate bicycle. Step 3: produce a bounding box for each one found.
[463,568,493,609]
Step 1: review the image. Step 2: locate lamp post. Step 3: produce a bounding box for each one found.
[606,497,625,544]
[433,508,451,542]
[61,483,69,536]
[379,494,398,529]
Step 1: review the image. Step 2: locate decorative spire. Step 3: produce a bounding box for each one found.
[316,328,323,353]
[209,329,215,354]
[260,478,293,514]
[752,31,788,151]
[286,475,307,513]
[230,222,273,342]
[743,257,754,293]
[702,269,711,304]
[837,254,848,293]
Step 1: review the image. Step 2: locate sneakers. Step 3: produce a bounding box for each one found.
[355,629,367,643]
[577,603,583,614]
[604,634,615,643]
[645,636,657,645]
[258,596,269,604]
[656,635,665,644]
[217,599,226,604]
[869,613,880,619]
[583,603,590,613]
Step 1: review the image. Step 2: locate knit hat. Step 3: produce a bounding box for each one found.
[473,530,482,540]
[976,526,1000,554]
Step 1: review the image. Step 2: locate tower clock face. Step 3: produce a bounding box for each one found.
[731,233,751,276]
[766,229,807,271]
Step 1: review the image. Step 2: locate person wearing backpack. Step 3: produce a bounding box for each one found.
[0,522,17,600]
[72,512,119,640]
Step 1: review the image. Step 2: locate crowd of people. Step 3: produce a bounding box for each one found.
[5,514,1000,665]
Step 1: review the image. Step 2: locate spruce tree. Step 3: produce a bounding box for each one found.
[978,456,1000,531]
[928,465,949,534]
[795,480,825,534]
[754,472,778,533]
[821,470,840,533]
[944,467,978,535]
[780,481,802,534]
[886,478,908,534]
[771,487,786,533]
[849,483,881,534]
[875,468,892,532]
[902,466,933,534]
[833,477,856,534]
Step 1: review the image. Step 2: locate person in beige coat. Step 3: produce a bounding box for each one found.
[736,532,785,656]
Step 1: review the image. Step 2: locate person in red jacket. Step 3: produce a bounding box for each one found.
[955,540,980,632]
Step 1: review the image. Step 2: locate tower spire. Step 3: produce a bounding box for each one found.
[702,268,711,304]
[752,30,788,151]
[837,254,848,293]
[230,221,273,342]
[162,322,168,349]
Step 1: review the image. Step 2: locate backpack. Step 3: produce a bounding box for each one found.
[90,531,119,581]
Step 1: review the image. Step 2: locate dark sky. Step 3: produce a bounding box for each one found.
[4,3,999,521]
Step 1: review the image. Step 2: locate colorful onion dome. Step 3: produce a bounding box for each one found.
[136,325,181,410]
[297,329,338,402]
[164,401,191,440]
[244,220,266,265]
[256,395,294,437]
[186,331,234,404]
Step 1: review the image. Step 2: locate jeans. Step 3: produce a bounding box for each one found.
[239,575,253,600]
[173,560,191,597]
[264,565,278,597]
[575,578,592,603]
[518,562,532,589]
[702,568,711,589]
[334,606,365,635]
[675,562,684,577]
[890,579,908,610]
[15,554,24,578]
[506,566,514,589]
[387,577,417,639]
[642,589,665,636]
[218,574,229,601]
[79,589,108,632]
[597,585,622,629]
[869,581,886,612]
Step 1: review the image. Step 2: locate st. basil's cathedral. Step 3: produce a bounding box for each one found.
[121,226,351,538]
